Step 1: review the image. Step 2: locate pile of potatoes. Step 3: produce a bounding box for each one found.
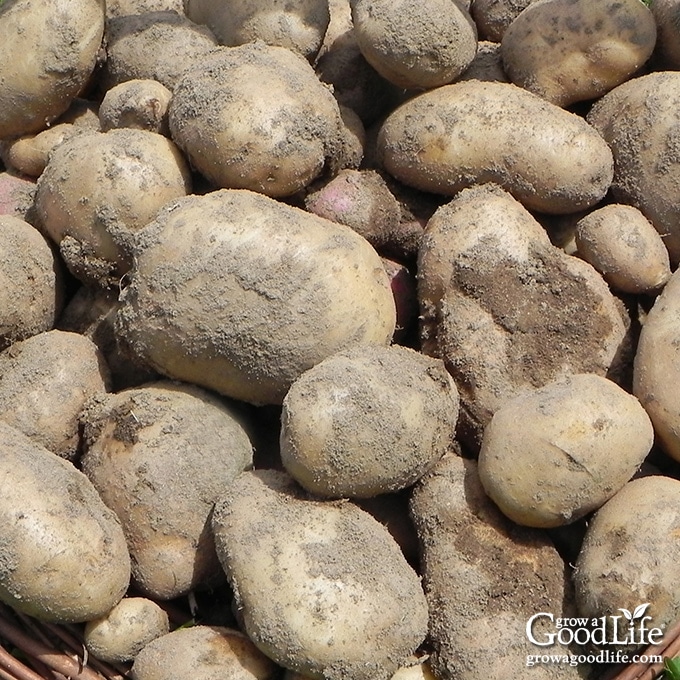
[2,0,680,678]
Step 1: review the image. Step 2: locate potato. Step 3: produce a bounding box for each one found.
[169,44,347,197]
[99,80,172,135]
[381,258,418,342]
[652,0,680,69]
[0,171,36,220]
[349,0,478,89]
[131,626,278,680]
[575,204,671,294]
[280,344,459,498]
[211,470,428,680]
[184,0,330,60]
[470,0,537,41]
[0,0,105,138]
[587,72,680,265]
[102,11,218,92]
[501,0,656,107]
[574,476,680,646]
[418,184,630,450]
[410,454,583,679]
[633,269,680,462]
[0,330,110,460]
[106,0,184,18]
[80,381,254,600]
[478,374,654,528]
[0,215,64,350]
[378,81,613,214]
[115,189,395,405]
[0,421,130,623]
[84,597,169,663]
[34,128,191,286]
[459,40,509,83]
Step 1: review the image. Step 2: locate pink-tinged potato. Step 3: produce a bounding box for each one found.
[0,171,36,220]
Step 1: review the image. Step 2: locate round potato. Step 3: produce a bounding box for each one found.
[99,80,172,135]
[132,626,278,680]
[85,597,169,663]
[0,0,105,138]
[470,0,537,41]
[0,215,64,350]
[80,381,254,600]
[211,470,428,680]
[587,72,680,265]
[378,80,613,214]
[501,0,656,107]
[350,0,478,89]
[169,44,346,197]
[575,204,671,294]
[281,344,459,498]
[35,128,191,286]
[115,189,395,405]
[184,0,330,60]
[478,374,654,528]
[633,268,680,462]
[0,421,130,623]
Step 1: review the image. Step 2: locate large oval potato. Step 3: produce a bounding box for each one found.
[479,374,654,528]
[501,0,656,107]
[0,0,105,138]
[587,72,680,265]
[0,421,130,623]
[634,268,680,462]
[378,81,613,214]
[212,470,428,680]
[116,189,395,405]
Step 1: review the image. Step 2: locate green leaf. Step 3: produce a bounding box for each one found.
[664,657,680,680]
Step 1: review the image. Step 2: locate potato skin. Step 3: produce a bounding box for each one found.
[0,0,105,138]
[350,0,478,89]
[378,81,613,214]
[501,0,656,107]
[281,344,459,498]
[0,422,130,623]
[633,269,680,462]
[116,189,395,405]
[479,374,653,528]
[169,44,345,197]
[587,72,680,265]
[574,476,680,642]
[211,470,428,680]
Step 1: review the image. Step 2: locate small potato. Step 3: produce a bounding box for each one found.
[378,81,613,214]
[575,476,680,643]
[131,626,278,680]
[211,470,428,680]
[35,128,191,286]
[587,72,680,264]
[478,374,654,528]
[281,344,459,498]
[102,11,218,92]
[0,215,64,350]
[470,0,537,41]
[3,124,81,178]
[115,190,395,405]
[85,597,169,663]
[0,421,130,623]
[0,330,109,460]
[169,44,346,197]
[459,41,509,83]
[0,171,36,220]
[350,0,478,89]
[185,0,330,60]
[633,269,680,462]
[501,0,656,107]
[0,0,105,138]
[81,381,254,600]
[652,0,680,69]
[99,80,172,135]
[575,205,671,294]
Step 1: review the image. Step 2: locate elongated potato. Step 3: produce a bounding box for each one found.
[378,81,613,214]
[211,470,428,680]
[633,269,680,462]
[501,0,656,107]
[0,0,105,138]
[0,421,130,623]
[116,189,395,405]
